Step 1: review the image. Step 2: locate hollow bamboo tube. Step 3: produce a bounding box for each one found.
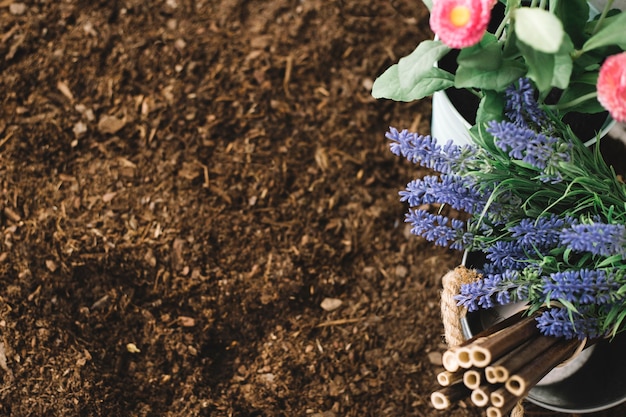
[442,311,527,372]
[431,381,472,410]
[490,386,517,408]
[437,370,463,386]
[442,348,461,372]
[456,344,476,369]
[458,310,527,347]
[462,368,482,389]
[470,384,492,407]
[484,339,534,384]
[486,394,520,417]
[486,334,560,383]
[469,313,541,367]
[506,338,580,397]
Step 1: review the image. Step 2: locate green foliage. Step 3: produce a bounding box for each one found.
[372,1,626,117]
[372,41,453,101]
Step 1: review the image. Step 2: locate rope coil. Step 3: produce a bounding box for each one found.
[441,266,525,417]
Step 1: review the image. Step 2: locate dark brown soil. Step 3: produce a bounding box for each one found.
[0,1,625,416]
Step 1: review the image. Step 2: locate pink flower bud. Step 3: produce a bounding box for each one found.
[429,0,495,49]
[597,52,626,123]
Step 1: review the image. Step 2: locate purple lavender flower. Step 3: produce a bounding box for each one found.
[504,78,549,128]
[456,270,530,311]
[486,121,572,180]
[536,307,604,340]
[542,269,621,305]
[559,222,626,258]
[386,127,477,174]
[399,174,487,214]
[405,209,473,250]
[508,214,566,249]
[485,240,529,270]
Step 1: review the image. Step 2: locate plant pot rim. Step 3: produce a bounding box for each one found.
[460,250,626,413]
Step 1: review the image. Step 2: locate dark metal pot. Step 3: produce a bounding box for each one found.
[460,251,626,413]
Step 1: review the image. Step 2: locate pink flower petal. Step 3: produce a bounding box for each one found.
[597,52,626,123]
[430,0,495,49]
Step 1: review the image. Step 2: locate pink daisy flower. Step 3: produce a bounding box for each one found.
[597,52,626,123]
[430,0,496,49]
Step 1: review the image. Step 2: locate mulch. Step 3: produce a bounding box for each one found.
[0,1,625,416]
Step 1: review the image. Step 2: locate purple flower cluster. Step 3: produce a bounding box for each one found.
[456,269,530,311]
[560,222,626,258]
[405,209,474,250]
[480,214,565,274]
[387,79,626,339]
[486,120,572,179]
[536,307,605,340]
[386,127,477,175]
[543,269,621,305]
[509,214,567,248]
[400,174,487,214]
[484,241,530,271]
[504,78,549,128]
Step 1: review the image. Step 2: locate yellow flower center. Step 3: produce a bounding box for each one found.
[450,5,471,27]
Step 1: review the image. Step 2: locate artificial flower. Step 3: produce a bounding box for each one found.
[429,0,495,49]
[389,79,626,339]
[597,52,626,123]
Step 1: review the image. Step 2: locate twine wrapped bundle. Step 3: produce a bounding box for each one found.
[433,267,544,417]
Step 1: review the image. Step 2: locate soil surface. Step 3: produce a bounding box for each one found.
[1,1,625,416]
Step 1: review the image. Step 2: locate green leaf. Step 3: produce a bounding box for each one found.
[582,11,626,52]
[553,0,589,47]
[516,33,573,96]
[551,36,574,89]
[372,40,453,101]
[516,41,554,95]
[397,40,452,90]
[371,65,454,102]
[514,7,564,53]
[456,35,501,70]
[455,60,526,91]
[476,91,505,125]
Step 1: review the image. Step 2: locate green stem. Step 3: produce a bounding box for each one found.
[547,91,598,111]
[592,0,615,35]
[494,8,514,40]
[549,0,558,13]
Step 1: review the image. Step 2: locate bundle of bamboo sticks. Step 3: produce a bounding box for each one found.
[430,311,586,416]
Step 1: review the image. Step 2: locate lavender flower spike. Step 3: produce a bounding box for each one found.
[405,209,473,250]
[542,269,621,305]
[399,174,487,214]
[456,270,529,311]
[486,121,572,180]
[560,222,626,258]
[386,127,477,174]
[504,78,549,128]
[536,307,604,340]
[508,214,566,249]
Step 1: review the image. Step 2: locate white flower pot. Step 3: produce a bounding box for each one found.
[431,89,615,147]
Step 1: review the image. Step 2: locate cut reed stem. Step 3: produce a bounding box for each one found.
[437,370,463,386]
[505,338,581,397]
[490,386,517,408]
[431,381,472,410]
[442,311,528,371]
[469,313,541,367]
[462,368,482,389]
[485,334,559,383]
[470,383,493,407]
[442,348,461,372]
